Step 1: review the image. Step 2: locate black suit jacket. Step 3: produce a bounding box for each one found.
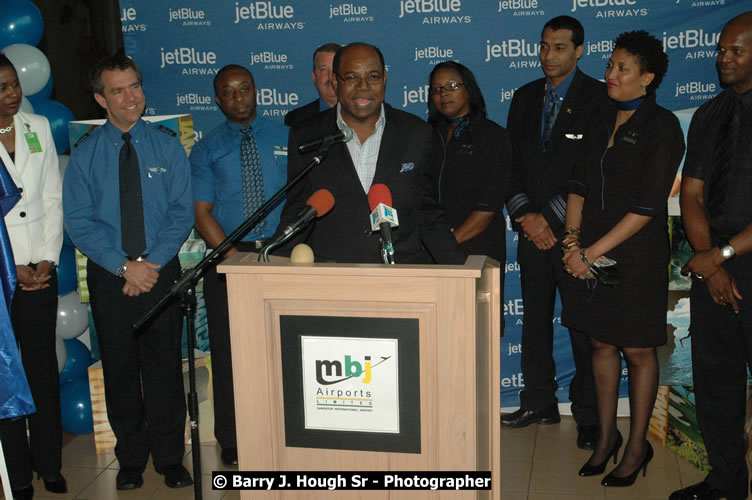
[276,104,465,264]
[505,68,607,237]
[284,99,321,127]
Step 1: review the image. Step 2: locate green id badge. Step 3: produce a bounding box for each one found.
[24,132,43,153]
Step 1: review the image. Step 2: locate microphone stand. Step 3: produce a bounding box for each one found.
[131,139,337,500]
[380,239,395,265]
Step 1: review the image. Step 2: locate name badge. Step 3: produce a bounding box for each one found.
[24,132,43,153]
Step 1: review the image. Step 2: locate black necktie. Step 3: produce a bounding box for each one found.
[542,87,559,150]
[706,95,741,220]
[119,132,146,258]
[240,127,266,230]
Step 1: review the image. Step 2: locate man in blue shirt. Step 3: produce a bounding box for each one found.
[63,55,194,491]
[190,64,288,467]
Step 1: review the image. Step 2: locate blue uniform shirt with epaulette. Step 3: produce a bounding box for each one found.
[63,119,194,274]
[190,116,288,242]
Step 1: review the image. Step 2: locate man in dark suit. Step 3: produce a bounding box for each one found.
[284,43,341,127]
[503,16,605,450]
[277,42,464,265]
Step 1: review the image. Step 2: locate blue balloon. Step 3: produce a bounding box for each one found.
[59,338,91,383]
[27,75,53,101]
[27,98,74,153]
[0,0,44,48]
[59,378,93,434]
[57,243,77,294]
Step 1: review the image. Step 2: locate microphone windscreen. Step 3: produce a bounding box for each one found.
[290,243,314,263]
[368,183,392,211]
[306,188,335,217]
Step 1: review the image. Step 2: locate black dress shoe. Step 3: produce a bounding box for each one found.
[116,468,144,490]
[155,464,193,488]
[11,484,33,500]
[41,472,68,493]
[669,480,737,500]
[576,424,599,450]
[578,431,622,476]
[501,404,560,428]
[221,447,238,466]
[602,441,653,487]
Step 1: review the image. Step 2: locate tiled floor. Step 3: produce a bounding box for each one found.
[1,415,745,499]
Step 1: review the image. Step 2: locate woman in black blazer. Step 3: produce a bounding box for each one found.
[426,61,510,270]
[561,31,685,487]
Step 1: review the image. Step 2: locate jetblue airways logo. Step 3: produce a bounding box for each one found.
[329,3,374,22]
[121,7,147,32]
[398,0,471,24]
[234,1,304,29]
[168,7,210,26]
[497,0,544,16]
[570,0,647,17]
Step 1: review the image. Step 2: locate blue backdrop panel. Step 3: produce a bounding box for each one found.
[120,0,750,409]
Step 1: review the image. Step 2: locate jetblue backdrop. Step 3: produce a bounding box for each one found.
[120,0,749,409]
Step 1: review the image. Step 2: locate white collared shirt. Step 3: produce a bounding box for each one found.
[336,103,386,193]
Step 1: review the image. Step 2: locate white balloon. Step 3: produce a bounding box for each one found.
[56,290,89,340]
[19,96,33,113]
[2,43,51,95]
[56,336,67,374]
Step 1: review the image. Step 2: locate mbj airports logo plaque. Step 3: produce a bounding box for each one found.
[280,315,421,453]
[302,336,400,433]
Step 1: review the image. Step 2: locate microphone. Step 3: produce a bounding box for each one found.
[260,189,334,262]
[297,127,353,154]
[368,184,399,265]
[290,243,314,264]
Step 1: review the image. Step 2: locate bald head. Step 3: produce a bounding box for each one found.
[724,11,752,31]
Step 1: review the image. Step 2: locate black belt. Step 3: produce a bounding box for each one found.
[235,240,268,251]
[126,254,150,261]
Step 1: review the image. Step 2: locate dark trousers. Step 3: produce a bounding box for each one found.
[201,241,259,449]
[0,270,60,490]
[517,237,597,425]
[690,255,752,499]
[203,264,236,449]
[87,257,185,470]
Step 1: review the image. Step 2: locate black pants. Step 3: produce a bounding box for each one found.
[517,237,597,425]
[202,242,260,449]
[690,254,752,499]
[0,270,60,490]
[87,257,185,470]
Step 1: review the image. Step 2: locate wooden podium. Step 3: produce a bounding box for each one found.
[218,254,501,499]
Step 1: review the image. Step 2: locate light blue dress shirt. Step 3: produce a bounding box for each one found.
[63,119,194,274]
[190,117,288,241]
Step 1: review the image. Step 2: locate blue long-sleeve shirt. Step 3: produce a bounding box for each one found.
[63,119,194,274]
[190,117,288,241]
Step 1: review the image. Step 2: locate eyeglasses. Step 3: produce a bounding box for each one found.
[335,72,384,87]
[429,81,464,95]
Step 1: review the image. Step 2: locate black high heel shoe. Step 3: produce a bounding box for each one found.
[39,471,68,493]
[578,431,623,476]
[11,484,33,500]
[601,441,653,487]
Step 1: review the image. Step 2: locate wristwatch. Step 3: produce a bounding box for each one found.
[720,244,736,261]
[116,260,128,277]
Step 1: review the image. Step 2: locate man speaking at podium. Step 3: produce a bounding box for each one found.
[276,42,463,265]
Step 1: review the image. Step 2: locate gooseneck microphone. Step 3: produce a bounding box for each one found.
[297,127,353,154]
[260,188,335,262]
[368,184,399,265]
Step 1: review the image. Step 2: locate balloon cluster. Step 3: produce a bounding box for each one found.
[55,235,93,435]
[1,0,75,153]
[1,0,90,434]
